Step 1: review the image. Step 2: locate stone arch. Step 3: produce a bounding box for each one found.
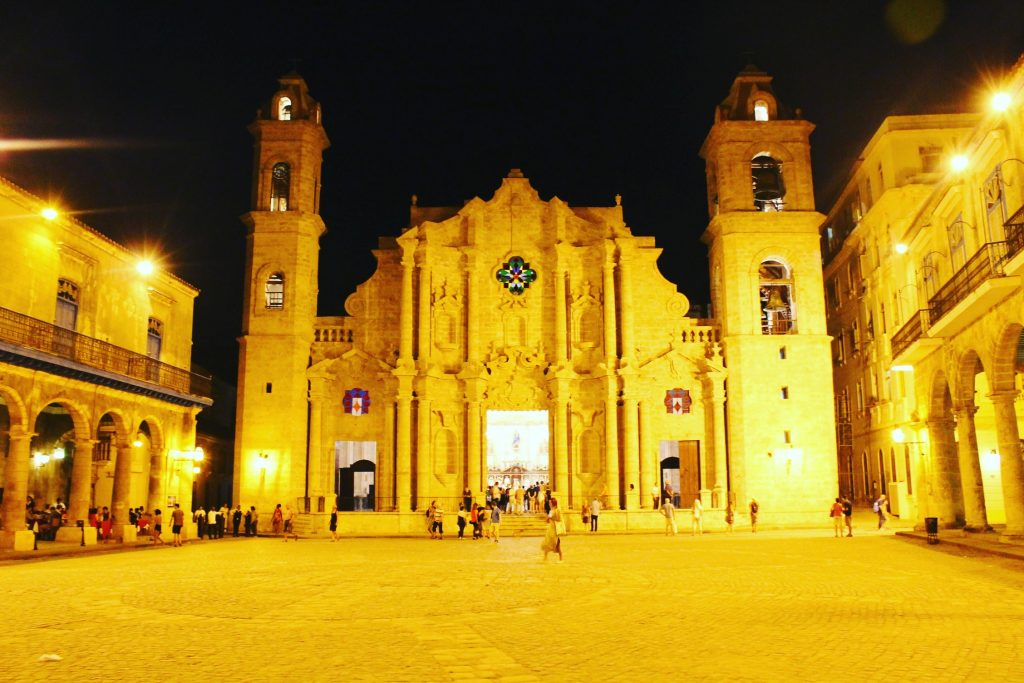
[741,141,796,165]
[954,348,986,406]
[94,408,131,446]
[928,368,954,420]
[32,396,91,442]
[136,416,166,451]
[989,322,1023,394]
[0,384,30,434]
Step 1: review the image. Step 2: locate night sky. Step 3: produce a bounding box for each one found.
[2,1,1022,384]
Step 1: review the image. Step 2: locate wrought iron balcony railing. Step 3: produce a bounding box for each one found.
[0,306,211,398]
[890,309,930,360]
[928,242,1009,323]
[1004,204,1024,260]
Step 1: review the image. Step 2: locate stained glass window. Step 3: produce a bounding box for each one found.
[495,256,537,295]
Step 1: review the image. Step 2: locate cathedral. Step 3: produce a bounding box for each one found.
[232,68,839,531]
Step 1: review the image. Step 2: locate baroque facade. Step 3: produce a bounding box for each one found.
[0,176,212,549]
[233,69,838,531]
[823,54,1024,538]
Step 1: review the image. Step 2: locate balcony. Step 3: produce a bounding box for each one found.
[927,242,1020,338]
[890,310,940,364]
[0,306,212,404]
[1000,204,1024,275]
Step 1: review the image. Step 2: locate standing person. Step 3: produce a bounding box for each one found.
[692,497,704,536]
[590,496,600,532]
[462,487,473,513]
[283,505,298,541]
[725,502,735,533]
[219,504,229,538]
[841,496,853,537]
[541,497,564,562]
[481,503,492,539]
[171,503,185,547]
[329,506,339,541]
[100,506,112,542]
[830,497,845,538]
[243,507,253,536]
[651,485,660,509]
[749,498,759,533]
[271,504,283,536]
[426,500,438,539]
[206,506,218,540]
[232,505,243,537]
[469,503,480,540]
[456,503,467,540]
[151,509,165,544]
[250,506,259,536]
[194,506,207,539]
[581,502,590,529]
[661,497,677,536]
[514,486,524,515]
[875,494,888,529]
[432,501,444,540]
[489,502,502,543]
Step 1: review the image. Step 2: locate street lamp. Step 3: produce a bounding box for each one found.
[991,92,1012,113]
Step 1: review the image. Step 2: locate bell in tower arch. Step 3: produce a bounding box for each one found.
[751,155,785,207]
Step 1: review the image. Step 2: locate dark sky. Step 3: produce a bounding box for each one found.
[1,1,1021,383]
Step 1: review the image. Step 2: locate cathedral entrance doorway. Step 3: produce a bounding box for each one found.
[334,441,376,512]
[484,410,549,490]
[660,440,700,508]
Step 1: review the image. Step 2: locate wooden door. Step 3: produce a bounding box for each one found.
[678,440,700,507]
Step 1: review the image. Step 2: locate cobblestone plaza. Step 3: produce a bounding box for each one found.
[3,528,1023,681]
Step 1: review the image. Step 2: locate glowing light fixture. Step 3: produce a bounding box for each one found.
[136,259,155,276]
[950,154,969,173]
[52,447,65,460]
[192,466,201,474]
[33,452,51,467]
[991,92,1012,112]
[133,433,144,448]
[193,446,204,462]
[892,427,907,444]
[895,243,908,254]
[891,365,914,372]
[41,207,59,221]
[257,452,270,470]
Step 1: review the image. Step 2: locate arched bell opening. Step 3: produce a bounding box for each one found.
[751,154,785,211]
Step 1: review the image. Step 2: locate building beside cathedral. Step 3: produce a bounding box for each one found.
[0,176,212,550]
[233,69,839,532]
[823,54,1024,539]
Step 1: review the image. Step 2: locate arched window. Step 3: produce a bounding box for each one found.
[147,317,163,360]
[55,278,79,330]
[278,96,292,121]
[759,260,794,334]
[753,99,769,121]
[265,272,285,309]
[270,163,290,211]
[751,155,785,211]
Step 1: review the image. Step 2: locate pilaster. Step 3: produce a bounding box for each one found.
[70,438,97,524]
[953,401,988,530]
[989,391,1024,537]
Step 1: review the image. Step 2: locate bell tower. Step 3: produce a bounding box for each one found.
[701,65,837,520]
[233,73,329,510]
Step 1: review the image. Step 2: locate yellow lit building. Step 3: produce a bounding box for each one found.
[0,176,212,549]
[823,54,1024,538]
[233,69,839,532]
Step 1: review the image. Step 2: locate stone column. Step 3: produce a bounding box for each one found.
[399,252,415,363]
[381,400,395,511]
[552,384,570,504]
[110,443,134,538]
[711,378,728,507]
[1,431,33,535]
[639,400,655,510]
[69,438,96,524]
[926,417,964,527]
[602,251,617,365]
[307,389,325,501]
[990,391,1024,537]
[555,263,568,365]
[417,257,431,369]
[622,395,639,510]
[463,250,481,363]
[953,402,988,530]
[396,393,412,511]
[616,240,635,363]
[416,396,431,509]
[604,384,620,509]
[146,446,164,515]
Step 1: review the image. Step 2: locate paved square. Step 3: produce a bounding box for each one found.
[2,530,1023,681]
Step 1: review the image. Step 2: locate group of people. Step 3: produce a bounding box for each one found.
[463,481,555,516]
[426,500,505,542]
[828,494,891,537]
[25,496,66,540]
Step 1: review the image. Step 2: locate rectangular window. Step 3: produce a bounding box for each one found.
[856,381,864,413]
[265,382,273,394]
[920,145,942,173]
[905,447,913,495]
[983,166,1007,242]
[947,213,966,271]
[779,347,787,360]
[55,278,79,331]
[146,317,163,361]
[784,430,792,444]
[781,386,789,400]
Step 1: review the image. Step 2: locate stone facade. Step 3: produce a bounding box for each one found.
[0,176,212,549]
[823,54,1024,538]
[234,69,840,529]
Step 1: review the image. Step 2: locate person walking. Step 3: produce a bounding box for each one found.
[329,506,339,541]
[749,498,759,533]
[171,503,185,547]
[691,496,704,536]
[841,496,853,537]
[271,504,284,536]
[590,496,600,532]
[541,497,564,562]
[490,502,502,543]
[661,497,677,535]
[283,505,298,541]
[830,497,845,537]
[456,503,467,540]
[151,508,165,545]
[875,494,888,529]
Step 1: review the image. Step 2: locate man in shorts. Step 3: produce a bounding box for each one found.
[171,503,185,547]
